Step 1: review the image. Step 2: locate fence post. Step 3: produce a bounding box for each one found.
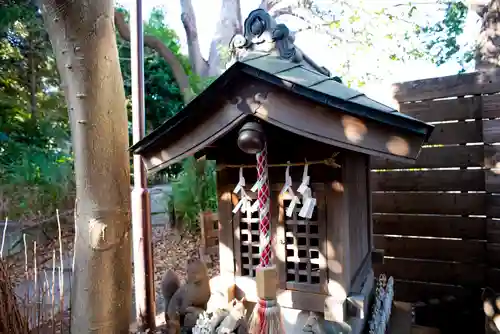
[199,212,207,258]
[199,212,220,267]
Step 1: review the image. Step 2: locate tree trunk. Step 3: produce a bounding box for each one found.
[180,0,209,76]
[476,0,500,70]
[40,0,132,332]
[206,0,243,76]
[181,0,243,77]
[180,0,280,77]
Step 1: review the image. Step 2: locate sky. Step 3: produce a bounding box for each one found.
[117,0,481,106]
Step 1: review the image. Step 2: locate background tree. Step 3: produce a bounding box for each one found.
[0,0,73,223]
[475,0,500,70]
[115,6,203,180]
[409,0,500,72]
[117,7,192,132]
[418,1,473,72]
[39,0,132,332]
[179,0,460,86]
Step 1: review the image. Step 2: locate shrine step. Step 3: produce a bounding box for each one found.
[388,301,441,334]
[388,301,413,334]
[411,325,441,334]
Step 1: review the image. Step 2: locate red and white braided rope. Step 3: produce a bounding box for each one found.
[256,143,272,267]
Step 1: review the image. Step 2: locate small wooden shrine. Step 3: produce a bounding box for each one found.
[131,8,433,333]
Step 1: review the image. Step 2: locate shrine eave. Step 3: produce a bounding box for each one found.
[129,60,433,160]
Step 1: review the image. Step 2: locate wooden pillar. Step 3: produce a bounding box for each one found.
[216,168,236,277]
[324,154,350,322]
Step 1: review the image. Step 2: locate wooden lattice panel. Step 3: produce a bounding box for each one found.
[283,188,326,294]
[239,193,260,277]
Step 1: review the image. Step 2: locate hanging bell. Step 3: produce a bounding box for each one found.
[237,122,265,155]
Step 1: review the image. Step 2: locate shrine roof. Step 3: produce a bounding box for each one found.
[236,50,402,115]
[129,9,433,171]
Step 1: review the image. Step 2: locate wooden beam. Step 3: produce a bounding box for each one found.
[253,86,427,163]
[392,69,500,102]
[372,169,487,192]
[374,258,486,286]
[143,103,246,173]
[374,236,487,263]
[373,214,486,240]
[371,145,485,169]
[398,95,482,122]
[373,192,488,215]
[232,276,327,313]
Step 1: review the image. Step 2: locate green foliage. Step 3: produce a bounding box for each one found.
[0,0,38,33]
[417,1,473,71]
[168,157,217,232]
[114,7,217,228]
[294,1,478,85]
[304,1,438,87]
[117,7,187,132]
[0,1,74,220]
[0,2,220,226]
[1,3,214,224]
[117,6,213,133]
[117,6,215,181]
[1,144,74,219]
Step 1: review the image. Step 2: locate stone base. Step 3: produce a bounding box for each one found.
[208,271,375,334]
[346,269,374,334]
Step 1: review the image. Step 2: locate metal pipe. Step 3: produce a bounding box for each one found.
[130,0,156,330]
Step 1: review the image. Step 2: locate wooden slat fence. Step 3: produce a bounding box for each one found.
[199,211,220,257]
[372,69,500,307]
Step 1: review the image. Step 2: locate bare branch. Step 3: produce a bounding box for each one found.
[259,0,281,11]
[272,6,355,43]
[114,9,194,104]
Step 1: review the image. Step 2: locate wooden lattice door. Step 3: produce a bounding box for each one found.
[234,186,327,296]
[278,185,327,294]
[235,191,260,277]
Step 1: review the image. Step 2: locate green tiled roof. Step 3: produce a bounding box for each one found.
[239,52,397,115]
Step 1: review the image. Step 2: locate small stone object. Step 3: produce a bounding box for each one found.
[303,312,326,334]
[192,299,248,334]
[368,274,394,334]
[216,299,246,333]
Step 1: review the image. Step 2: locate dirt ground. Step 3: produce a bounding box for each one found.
[151,226,220,311]
[6,223,219,333]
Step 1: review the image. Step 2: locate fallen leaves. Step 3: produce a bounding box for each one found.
[151,226,220,309]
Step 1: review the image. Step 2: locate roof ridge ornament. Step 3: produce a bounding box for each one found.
[229,9,333,78]
[229,9,301,62]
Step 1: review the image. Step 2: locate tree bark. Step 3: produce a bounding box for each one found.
[180,0,290,77]
[114,9,194,103]
[476,0,500,70]
[180,0,209,76]
[40,0,132,332]
[206,0,243,76]
[181,0,243,77]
